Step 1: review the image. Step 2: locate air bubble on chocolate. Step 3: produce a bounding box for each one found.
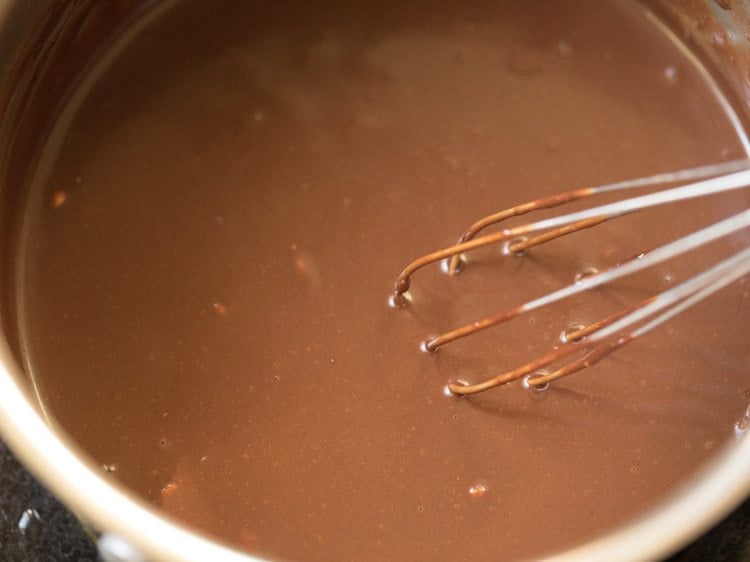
[468,483,487,498]
[664,66,678,83]
[735,419,749,439]
[17,508,42,533]
[292,249,322,287]
[574,266,599,283]
[502,236,528,257]
[443,379,470,398]
[51,190,67,208]
[388,292,411,309]
[663,273,673,284]
[420,336,438,353]
[710,32,726,47]
[734,404,750,440]
[441,254,466,274]
[161,482,178,496]
[560,323,586,344]
[522,371,550,399]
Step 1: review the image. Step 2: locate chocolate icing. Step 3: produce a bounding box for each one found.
[8,0,750,560]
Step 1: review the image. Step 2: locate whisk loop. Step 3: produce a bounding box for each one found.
[446,159,750,275]
[391,161,750,396]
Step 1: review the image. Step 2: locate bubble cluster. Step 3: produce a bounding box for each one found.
[468,483,487,498]
[734,405,750,440]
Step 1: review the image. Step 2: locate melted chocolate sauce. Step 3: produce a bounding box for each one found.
[11,0,750,560]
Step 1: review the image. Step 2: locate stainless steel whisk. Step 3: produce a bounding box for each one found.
[390,160,750,396]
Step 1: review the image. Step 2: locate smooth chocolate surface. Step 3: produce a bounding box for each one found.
[10,1,750,560]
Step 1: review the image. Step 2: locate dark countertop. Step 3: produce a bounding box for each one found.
[0,440,748,562]
[0,441,97,561]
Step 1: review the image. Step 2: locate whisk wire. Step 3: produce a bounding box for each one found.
[395,168,750,299]
[448,159,750,273]
[448,246,750,395]
[394,162,750,396]
[426,209,750,351]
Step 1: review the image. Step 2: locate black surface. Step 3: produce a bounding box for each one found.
[0,441,97,562]
[669,498,750,562]
[0,440,748,562]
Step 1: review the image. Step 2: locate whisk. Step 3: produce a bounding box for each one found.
[390,160,750,396]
